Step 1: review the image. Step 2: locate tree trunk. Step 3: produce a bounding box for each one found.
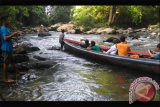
[108,6,116,26]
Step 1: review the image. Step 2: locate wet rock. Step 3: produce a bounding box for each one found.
[21,74,40,81]
[132,35,140,40]
[30,61,55,68]
[103,37,120,43]
[33,55,46,61]
[13,46,27,54]
[31,46,40,51]
[47,46,60,50]
[14,42,40,53]
[38,32,52,36]
[13,54,29,63]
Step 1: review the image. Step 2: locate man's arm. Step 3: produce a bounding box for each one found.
[148,50,153,57]
[3,32,17,41]
[87,44,92,50]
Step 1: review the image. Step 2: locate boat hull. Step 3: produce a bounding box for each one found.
[64,39,160,74]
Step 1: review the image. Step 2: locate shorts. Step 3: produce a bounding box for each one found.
[2,51,15,65]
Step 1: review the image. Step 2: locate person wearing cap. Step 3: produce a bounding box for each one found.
[79,39,89,48]
[103,39,118,55]
[117,35,131,57]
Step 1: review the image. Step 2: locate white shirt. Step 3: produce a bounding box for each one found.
[106,44,117,55]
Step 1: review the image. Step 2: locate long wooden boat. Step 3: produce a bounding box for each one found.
[63,39,160,74]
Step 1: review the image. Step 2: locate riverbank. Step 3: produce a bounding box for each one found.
[4,21,160,36]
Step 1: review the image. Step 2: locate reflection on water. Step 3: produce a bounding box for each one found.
[0,32,159,101]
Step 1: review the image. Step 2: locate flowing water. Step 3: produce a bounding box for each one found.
[0,31,159,101]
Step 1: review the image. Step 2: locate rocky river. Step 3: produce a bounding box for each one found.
[0,31,159,101]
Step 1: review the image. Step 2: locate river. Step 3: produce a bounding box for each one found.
[0,31,159,101]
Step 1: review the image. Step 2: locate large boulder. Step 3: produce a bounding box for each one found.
[148,25,159,30]
[57,24,74,32]
[14,42,40,53]
[30,61,57,68]
[42,27,48,32]
[38,32,52,36]
[23,29,30,33]
[13,46,27,54]
[67,29,75,34]
[95,28,105,34]
[51,22,63,31]
[103,37,120,43]
[33,55,46,61]
[85,28,98,34]
[31,46,40,51]
[100,28,116,34]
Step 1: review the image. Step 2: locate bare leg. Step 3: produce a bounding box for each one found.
[3,63,14,82]
[10,62,25,76]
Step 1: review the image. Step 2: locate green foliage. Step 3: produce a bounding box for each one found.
[70,5,159,28]
[73,6,109,27]
[0,5,49,27]
[49,6,73,24]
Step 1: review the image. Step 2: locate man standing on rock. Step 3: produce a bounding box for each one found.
[0,15,25,82]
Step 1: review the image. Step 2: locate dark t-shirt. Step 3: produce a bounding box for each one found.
[80,44,89,48]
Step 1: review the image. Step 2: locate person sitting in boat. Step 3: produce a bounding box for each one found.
[117,35,131,57]
[87,41,100,52]
[79,39,89,48]
[102,39,117,55]
[147,43,160,59]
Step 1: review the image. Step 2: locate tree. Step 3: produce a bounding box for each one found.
[108,6,116,26]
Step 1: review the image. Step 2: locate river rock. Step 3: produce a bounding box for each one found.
[38,32,52,36]
[33,55,46,61]
[67,29,75,34]
[14,42,38,53]
[57,24,74,32]
[31,47,40,51]
[42,28,48,32]
[100,28,116,34]
[148,25,159,30]
[130,35,140,40]
[13,54,29,63]
[103,37,120,43]
[13,46,27,54]
[47,46,60,50]
[116,29,123,34]
[30,61,56,68]
[85,28,98,34]
[51,22,63,31]
[48,27,52,31]
[95,28,105,34]
[23,29,30,33]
